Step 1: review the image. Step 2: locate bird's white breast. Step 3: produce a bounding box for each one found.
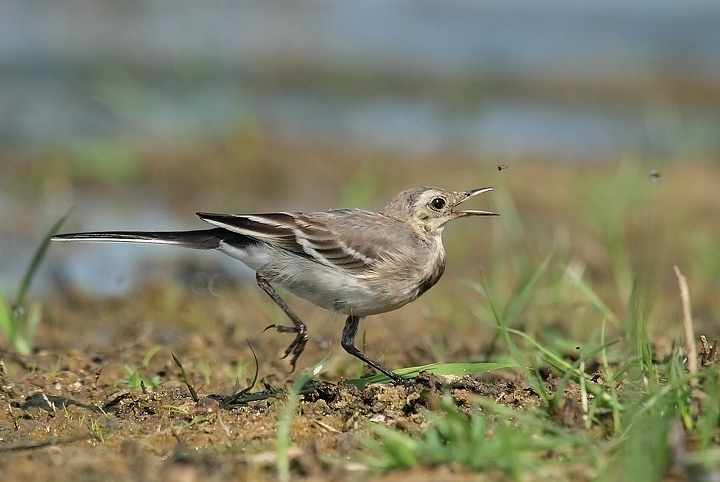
[218,239,443,317]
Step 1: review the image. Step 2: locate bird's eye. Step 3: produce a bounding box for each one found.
[431,197,446,210]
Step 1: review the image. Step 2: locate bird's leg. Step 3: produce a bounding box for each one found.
[341,315,411,386]
[256,271,309,372]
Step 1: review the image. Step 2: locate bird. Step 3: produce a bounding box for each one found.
[52,186,497,384]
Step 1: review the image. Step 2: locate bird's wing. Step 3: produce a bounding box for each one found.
[198,212,300,251]
[197,210,420,272]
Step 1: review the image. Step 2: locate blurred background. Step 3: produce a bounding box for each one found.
[1,0,719,301]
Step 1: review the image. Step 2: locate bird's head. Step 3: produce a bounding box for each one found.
[381,186,497,235]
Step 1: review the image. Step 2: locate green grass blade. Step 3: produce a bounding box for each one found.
[505,327,618,402]
[495,314,550,404]
[482,265,551,404]
[277,354,330,481]
[566,266,620,326]
[502,251,552,326]
[0,292,16,342]
[346,362,517,389]
[15,209,71,308]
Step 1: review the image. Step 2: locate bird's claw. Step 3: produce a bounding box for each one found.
[392,374,414,388]
[264,323,297,334]
[265,324,309,373]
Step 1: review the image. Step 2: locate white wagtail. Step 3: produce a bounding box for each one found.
[52,186,496,383]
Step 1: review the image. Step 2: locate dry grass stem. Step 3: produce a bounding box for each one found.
[674,265,697,383]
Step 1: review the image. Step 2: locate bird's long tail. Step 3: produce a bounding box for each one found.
[51,228,230,250]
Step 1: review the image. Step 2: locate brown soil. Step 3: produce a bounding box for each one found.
[0,283,558,482]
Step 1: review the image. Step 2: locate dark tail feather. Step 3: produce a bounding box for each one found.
[51,228,231,250]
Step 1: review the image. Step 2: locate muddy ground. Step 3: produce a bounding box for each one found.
[1,282,555,482]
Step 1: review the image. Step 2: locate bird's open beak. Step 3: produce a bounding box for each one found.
[452,187,498,217]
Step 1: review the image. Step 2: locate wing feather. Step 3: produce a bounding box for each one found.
[198,209,422,273]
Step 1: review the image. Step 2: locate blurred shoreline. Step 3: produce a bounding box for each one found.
[2,1,719,159]
[2,2,719,297]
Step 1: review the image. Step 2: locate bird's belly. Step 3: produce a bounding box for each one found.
[279,270,416,316]
[220,241,428,316]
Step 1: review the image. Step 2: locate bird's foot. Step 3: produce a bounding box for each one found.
[264,323,309,373]
[389,373,414,388]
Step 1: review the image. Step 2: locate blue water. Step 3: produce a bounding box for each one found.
[0,1,718,158]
